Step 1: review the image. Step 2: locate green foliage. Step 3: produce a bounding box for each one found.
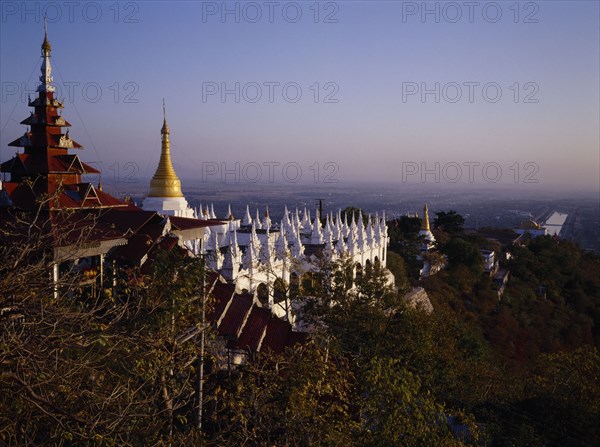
[442,238,484,274]
[388,216,421,242]
[385,251,410,292]
[0,247,213,446]
[340,206,368,223]
[212,341,359,447]
[434,211,465,233]
[360,357,466,447]
[3,209,598,446]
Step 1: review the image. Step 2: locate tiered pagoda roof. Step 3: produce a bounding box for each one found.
[0,23,122,211]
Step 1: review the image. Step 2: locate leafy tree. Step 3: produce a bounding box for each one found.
[340,206,367,223]
[360,357,474,447]
[212,341,359,447]
[434,211,465,233]
[0,202,216,445]
[388,216,421,242]
[442,238,484,274]
[385,251,410,291]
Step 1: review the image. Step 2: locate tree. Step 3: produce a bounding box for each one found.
[0,200,217,445]
[434,211,465,233]
[385,251,410,291]
[212,340,359,447]
[360,357,475,447]
[340,206,367,223]
[388,216,421,242]
[442,238,484,275]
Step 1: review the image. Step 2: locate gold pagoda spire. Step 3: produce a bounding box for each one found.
[148,100,183,198]
[421,203,431,232]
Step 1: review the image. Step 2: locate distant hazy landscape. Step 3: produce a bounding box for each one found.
[101,178,600,254]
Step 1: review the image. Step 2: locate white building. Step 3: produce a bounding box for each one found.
[142,112,390,324]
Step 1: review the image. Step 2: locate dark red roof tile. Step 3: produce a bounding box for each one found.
[262,318,292,354]
[231,306,271,352]
[218,293,253,338]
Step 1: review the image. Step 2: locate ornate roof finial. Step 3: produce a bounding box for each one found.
[42,15,51,55]
[38,17,55,93]
[161,98,170,134]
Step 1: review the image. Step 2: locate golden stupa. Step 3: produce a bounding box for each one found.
[148,101,183,198]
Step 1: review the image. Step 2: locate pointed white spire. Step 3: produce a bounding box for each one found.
[243,205,253,226]
[210,232,222,269]
[310,210,324,245]
[290,227,304,258]
[357,212,365,232]
[380,210,387,236]
[357,212,367,248]
[275,226,289,261]
[263,206,271,229]
[323,214,332,239]
[226,203,234,220]
[243,238,257,270]
[347,219,358,255]
[323,224,334,259]
[366,214,374,247]
[38,17,55,93]
[229,228,240,258]
[300,207,310,233]
[210,203,217,219]
[255,209,263,230]
[374,215,382,243]
[250,223,261,252]
[350,211,358,235]
[282,205,292,232]
[222,233,239,279]
[335,233,346,255]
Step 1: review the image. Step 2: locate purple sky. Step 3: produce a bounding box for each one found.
[1,1,599,191]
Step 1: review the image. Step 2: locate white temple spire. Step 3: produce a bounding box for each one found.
[38,17,55,93]
[260,225,272,265]
[243,205,253,226]
[255,209,263,230]
[263,206,271,229]
[275,225,289,260]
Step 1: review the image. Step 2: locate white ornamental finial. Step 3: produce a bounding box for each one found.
[38,16,55,93]
[243,205,253,226]
[255,209,263,230]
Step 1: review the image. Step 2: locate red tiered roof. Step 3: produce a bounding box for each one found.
[1,36,109,210]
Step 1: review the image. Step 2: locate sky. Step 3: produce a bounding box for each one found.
[1,1,599,192]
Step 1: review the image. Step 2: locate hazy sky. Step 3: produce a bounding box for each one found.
[1,1,598,191]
